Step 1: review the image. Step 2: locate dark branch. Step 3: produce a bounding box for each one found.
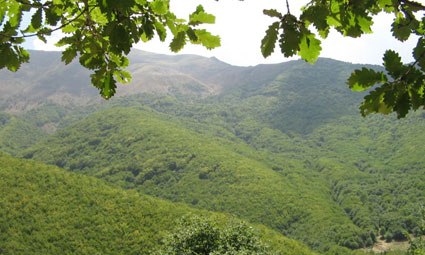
[286,0,291,14]
[400,0,425,11]
[0,7,90,41]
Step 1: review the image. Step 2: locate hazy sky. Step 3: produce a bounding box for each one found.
[32,0,423,67]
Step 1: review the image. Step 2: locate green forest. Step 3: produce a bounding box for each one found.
[0,51,425,255]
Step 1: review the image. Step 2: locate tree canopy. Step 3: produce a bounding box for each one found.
[155,216,271,255]
[1,0,424,117]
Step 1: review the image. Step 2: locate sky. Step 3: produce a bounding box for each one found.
[31,0,423,67]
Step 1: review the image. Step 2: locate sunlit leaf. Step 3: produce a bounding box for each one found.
[193,29,220,50]
[189,5,215,26]
[261,22,279,58]
[298,32,321,64]
[348,68,387,92]
[169,31,186,52]
[150,0,169,15]
[31,8,43,30]
[61,47,77,65]
[263,9,282,19]
[383,50,404,78]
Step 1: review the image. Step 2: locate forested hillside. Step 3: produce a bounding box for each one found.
[1,50,424,254]
[0,153,314,255]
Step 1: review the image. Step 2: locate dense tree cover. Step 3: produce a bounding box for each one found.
[2,52,425,254]
[408,238,425,255]
[22,107,368,252]
[20,100,424,253]
[0,112,45,154]
[156,216,271,255]
[407,211,425,255]
[1,0,425,117]
[0,153,314,255]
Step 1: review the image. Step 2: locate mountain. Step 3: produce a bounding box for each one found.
[0,50,284,112]
[0,153,315,255]
[1,50,424,254]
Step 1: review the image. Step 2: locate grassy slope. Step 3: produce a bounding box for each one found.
[0,153,314,255]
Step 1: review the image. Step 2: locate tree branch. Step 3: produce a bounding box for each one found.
[0,6,91,41]
[286,0,291,14]
[400,0,425,11]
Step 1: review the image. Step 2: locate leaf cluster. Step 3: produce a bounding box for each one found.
[261,0,425,117]
[0,0,220,98]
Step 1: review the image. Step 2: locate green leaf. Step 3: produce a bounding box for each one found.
[357,16,373,34]
[413,38,425,70]
[193,29,220,50]
[261,22,279,58]
[61,47,77,65]
[142,18,155,41]
[278,14,301,57]
[150,0,169,15]
[61,24,78,33]
[409,86,424,110]
[377,0,394,11]
[7,1,21,27]
[300,5,329,38]
[189,5,215,26]
[169,31,186,52]
[109,23,131,54]
[298,32,321,64]
[91,69,117,99]
[348,68,388,92]
[392,16,411,41]
[383,50,404,78]
[186,27,198,42]
[44,6,61,26]
[0,44,29,71]
[360,88,392,116]
[114,69,132,84]
[154,21,167,41]
[394,91,411,118]
[31,8,43,30]
[37,34,47,44]
[101,71,116,99]
[91,7,108,26]
[55,36,75,47]
[263,9,282,19]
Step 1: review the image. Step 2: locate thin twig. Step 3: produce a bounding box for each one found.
[0,5,92,40]
[286,0,291,14]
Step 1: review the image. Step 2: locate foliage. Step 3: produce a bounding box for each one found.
[0,0,220,98]
[408,238,425,255]
[3,51,425,253]
[0,112,46,155]
[23,102,423,252]
[1,0,425,117]
[0,152,188,254]
[156,215,271,255]
[22,106,373,251]
[407,209,425,255]
[0,153,314,255]
[261,0,425,117]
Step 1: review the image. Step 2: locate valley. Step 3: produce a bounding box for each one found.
[0,50,424,255]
